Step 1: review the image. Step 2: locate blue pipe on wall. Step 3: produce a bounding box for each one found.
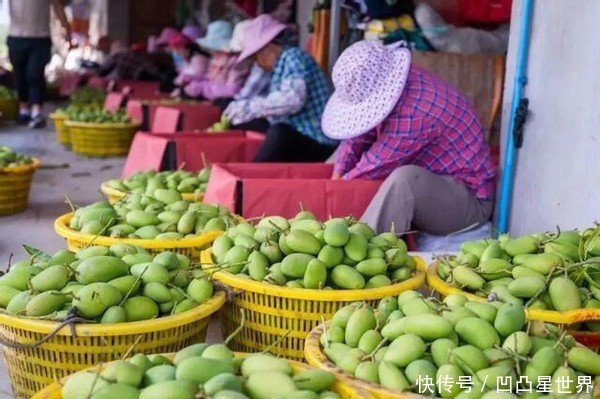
[497,0,535,233]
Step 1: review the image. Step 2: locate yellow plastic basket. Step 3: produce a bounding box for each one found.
[31,351,373,399]
[0,292,226,399]
[0,158,40,216]
[54,212,222,260]
[100,181,202,204]
[427,262,600,348]
[0,97,18,121]
[305,323,427,399]
[49,113,70,146]
[201,250,426,361]
[65,120,140,157]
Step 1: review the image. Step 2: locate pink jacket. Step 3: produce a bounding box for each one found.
[183,53,252,100]
[174,54,210,86]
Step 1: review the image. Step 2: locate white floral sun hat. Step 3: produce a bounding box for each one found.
[322,40,412,140]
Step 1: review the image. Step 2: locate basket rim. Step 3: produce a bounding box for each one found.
[0,157,41,174]
[32,352,374,399]
[54,212,223,250]
[49,112,68,120]
[99,181,201,202]
[64,120,141,129]
[426,262,600,323]
[0,291,225,336]
[305,323,425,399]
[201,249,426,301]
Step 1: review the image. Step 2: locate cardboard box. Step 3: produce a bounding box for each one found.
[122,131,264,177]
[203,163,383,220]
[145,101,221,131]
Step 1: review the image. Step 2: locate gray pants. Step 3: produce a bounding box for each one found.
[361,165,494,235]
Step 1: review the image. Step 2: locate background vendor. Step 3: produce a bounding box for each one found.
[223,14,337,162]
[322,40,496,235]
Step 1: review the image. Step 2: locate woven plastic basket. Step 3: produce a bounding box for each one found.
[427,262,600,348]
[31,351,373,399]
[65,120,140,157]
[201,250,426,361]
[49,113,70,146]
[0,293,225,399]
[0,158,40,216]
[0,97,18,121]
[100,181,202,204]
[305,323,427,399]
[54,212,221,259]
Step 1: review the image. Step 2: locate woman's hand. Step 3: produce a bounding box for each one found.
[170,88,181,98]
[223,100,250,125]
[331,173,341,180]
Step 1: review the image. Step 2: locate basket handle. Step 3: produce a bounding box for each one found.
[213,281,242,301]
[0,315,87,349]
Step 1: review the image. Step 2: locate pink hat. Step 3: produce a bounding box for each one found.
[322,41,412,140]
[155,27,178,46]
[169,32,192,49]
[237,14,287,63]
[182,25,202,41]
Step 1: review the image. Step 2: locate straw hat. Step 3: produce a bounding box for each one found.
[321,40,412,140]
[197,20,233,52]
[237,14,286,63]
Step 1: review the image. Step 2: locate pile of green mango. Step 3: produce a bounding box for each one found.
[104,167,211,197]
[211,211,416,290]
[69,195,236,240]
[0,146,33,169]
[0,245,214,322]
[68,107,132,124]
[69,87,106,105]
[207,115,231,133]
[320,290,600,398]
[60,345,341,399]
[436,229,600,328]
[54,104,101,118]
[0,86,17,99]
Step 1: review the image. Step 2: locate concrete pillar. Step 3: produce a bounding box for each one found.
[500,0,600,234]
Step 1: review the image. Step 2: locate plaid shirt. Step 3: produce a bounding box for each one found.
[225,47,335,146]
[334,65,496,200]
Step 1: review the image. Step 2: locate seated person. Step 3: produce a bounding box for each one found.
[321,40,495,235]
[183,20,252,101]
[169,32,210,96]
[224,14,337,162]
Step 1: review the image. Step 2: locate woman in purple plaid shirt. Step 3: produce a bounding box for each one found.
[322,40,496,235]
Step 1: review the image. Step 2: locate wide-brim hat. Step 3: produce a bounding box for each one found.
[197,20,233,52]
[228,20,252,53]
[322,40,412,140]
[168,32,192,49]
[237,14,287,63]
[182,25,202,41]
[156,27,178,46]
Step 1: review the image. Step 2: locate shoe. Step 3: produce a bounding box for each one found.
[17,113,31,124]
[28,114,46,129]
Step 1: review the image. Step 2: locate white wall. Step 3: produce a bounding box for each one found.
[501,0,600,234]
